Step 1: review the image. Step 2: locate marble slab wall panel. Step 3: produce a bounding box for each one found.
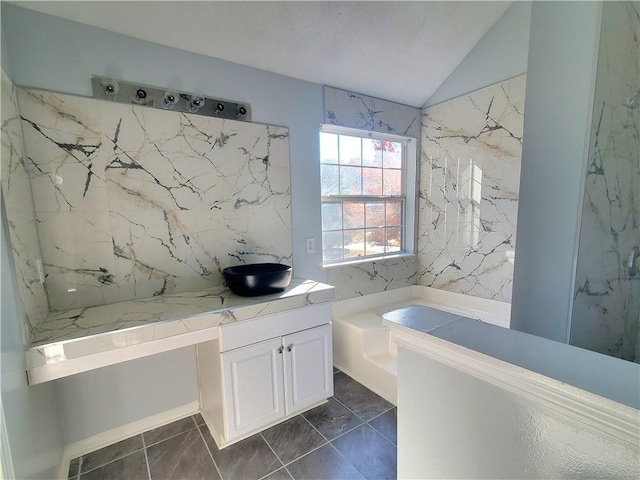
[418,75,526,303]
[326,256,418,301]
[323,86,421,138]
[571,1,640,363]
[18,88,291,311]
[322,86,420,299]
[0,72,50,342]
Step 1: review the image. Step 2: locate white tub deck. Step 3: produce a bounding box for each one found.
[331,285,511,404]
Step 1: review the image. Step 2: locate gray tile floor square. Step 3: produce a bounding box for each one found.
[69,374,397,480]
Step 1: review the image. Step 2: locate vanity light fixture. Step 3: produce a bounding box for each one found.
[90,76,252,121]
[100,78,119,98]
[189,96,206,113]
[163,91,179,110]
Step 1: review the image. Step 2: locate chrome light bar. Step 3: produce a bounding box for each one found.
[91,76,251,122]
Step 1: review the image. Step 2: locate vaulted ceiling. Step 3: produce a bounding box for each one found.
[12,1,511,107]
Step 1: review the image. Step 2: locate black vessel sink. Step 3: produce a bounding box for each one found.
[223,263,292,297]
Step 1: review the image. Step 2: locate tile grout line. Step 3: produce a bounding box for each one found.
[195,423,224,480]
[326,441,370,480]
[78,435,146,476]
[298,413,370,479]
[258,431,288,476]
[141,431,152,480]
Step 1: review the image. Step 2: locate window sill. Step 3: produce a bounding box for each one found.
[322,253,415,269]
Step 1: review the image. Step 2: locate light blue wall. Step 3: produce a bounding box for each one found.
[1,2,326,284]
[54,347,199,445]
[424,1,532,107]
[1,15,64,477]
[1,199,63,477]
[0,3,328,444]
[511,1,602,342]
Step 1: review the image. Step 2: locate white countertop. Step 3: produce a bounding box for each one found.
[26,278,335,384]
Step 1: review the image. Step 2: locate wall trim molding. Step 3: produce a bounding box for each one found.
[390,327,639,445]
[57,401,199,479]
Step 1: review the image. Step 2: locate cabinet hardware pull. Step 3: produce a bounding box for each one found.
[286,344,293,352]
[277,346,283,354]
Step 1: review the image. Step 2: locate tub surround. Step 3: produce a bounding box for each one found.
[26,278,335,385]
[322,86,421,301]
[331,285,511,403]
[323,86,422,138]
[419,74,526,303]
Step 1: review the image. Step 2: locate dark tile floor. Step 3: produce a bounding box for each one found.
[68,370,397,480]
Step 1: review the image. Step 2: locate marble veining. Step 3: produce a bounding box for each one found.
[26,278,334,370]
[18,88,292,311]
[326,256,418,300]
[418,75,526,303]
[571,2,640,363]
[323,86,421,139]
[0,72,50,341]
[322,86,420,300]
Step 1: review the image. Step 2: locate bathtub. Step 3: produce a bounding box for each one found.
[331,285,511,404]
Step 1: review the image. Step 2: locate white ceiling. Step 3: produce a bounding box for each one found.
[12,1,511,107]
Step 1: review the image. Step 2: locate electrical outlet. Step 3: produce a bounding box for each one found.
[306,237,315,254]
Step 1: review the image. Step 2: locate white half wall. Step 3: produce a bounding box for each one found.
[397,348,639,479]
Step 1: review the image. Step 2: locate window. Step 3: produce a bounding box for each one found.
[320,125,416,264]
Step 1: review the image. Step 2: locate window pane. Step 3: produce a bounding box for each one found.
[343,201,364,229]
[362,138,382,167]
[339,135,361,166]
[366,228,385,255]
[386,201,402,226]
[362,167,382,195]
[383,169,402,196]
[366,202,385,228]
[321,164,339,195]
[320,132,338,164]
[383,141,402,168]
[340,166,362,195]
[386,226,402,252]
[344,229,365,258]
[323,231,344,261]
[321,202,342,231]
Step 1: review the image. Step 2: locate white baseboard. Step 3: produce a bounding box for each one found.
[58,401,199,479]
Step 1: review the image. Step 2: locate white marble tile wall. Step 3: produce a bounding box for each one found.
[323,86,421,138]
[322,86,420,299]
[571,2,640,363]
[0,72,50,341]
[326,256,417,301]
[418,75,526,303]
[18,89,291,311]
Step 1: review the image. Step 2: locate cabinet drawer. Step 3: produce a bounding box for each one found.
[219,303,331,352]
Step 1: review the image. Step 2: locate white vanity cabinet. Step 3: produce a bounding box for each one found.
[197,303,333,448]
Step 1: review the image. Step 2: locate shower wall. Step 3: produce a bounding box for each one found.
[571,2,640,362]
[418,75,526,303]
[16,88,291,311]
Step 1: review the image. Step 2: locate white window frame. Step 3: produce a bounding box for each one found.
[319,124,417,266]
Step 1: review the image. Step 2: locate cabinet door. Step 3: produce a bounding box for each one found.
[283,324,334,414]
[221,337,285,441]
